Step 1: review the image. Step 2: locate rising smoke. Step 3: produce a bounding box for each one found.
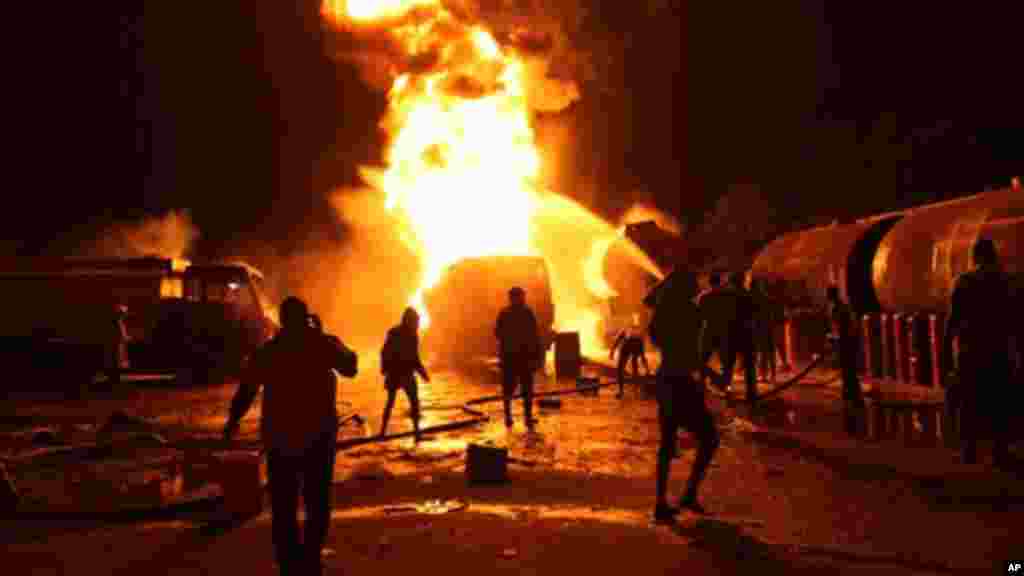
[221,188,422,349]
[322,0,584,115]
[77,210,199,260]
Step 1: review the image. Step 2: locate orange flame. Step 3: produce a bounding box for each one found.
[583,230,622,300]
[325,0,543,328]
[321,0,663,355]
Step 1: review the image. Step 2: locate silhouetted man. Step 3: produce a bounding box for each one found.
[380,307,429,442]
[224,297,358,576]
[750,278,778,383]
[495,286,542,430]
[610,315,651,398]
[827,285,864,436]
[942,238,1016,469]
[696,271,731,391]
[105,304,129,388]
[722,272,758,407]
[647,270,720,523]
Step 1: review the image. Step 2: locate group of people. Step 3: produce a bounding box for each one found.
[219,237,1018,572]
[611,272,787,403]
[222,287,545,575]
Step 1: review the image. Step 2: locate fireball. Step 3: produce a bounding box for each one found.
[321,0,663,355]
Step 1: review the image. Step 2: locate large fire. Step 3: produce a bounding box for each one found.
[321,0,664,355]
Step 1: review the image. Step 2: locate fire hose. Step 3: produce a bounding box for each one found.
[1,353,850,522]
[703,349,837,402]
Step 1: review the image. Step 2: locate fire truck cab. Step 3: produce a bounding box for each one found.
[0,258,275,394]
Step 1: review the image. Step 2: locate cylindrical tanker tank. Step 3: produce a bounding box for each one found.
[872,187,1023,313]
[750,212,903,313]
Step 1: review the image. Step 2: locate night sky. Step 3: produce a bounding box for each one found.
[7,1,1022,257]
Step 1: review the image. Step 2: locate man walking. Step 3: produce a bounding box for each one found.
[380,307,430,441]
[224,297,358,575]
[647,270,720,522]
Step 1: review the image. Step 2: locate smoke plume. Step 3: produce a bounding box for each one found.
[322,0,583,115]
[221,189,421,349]
[78,210,198,259]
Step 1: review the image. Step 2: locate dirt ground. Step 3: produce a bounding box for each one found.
[1,355,1021,574]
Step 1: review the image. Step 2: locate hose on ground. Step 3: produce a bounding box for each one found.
[705,350,836,402]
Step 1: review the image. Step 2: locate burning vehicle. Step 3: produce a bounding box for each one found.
[421,255,555,364]
[0,258,275,393]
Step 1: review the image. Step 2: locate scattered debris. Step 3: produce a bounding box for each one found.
[466,443,507,484]
[576,377,600,396]
[724,417,759,434]
[415,499,467,515]
[98,411,164,445]
[353,463,395,481]
[507,457,538,467]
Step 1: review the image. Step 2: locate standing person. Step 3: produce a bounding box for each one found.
[647,270,719,523]
[610,314,651,398]
[750,278,778,383]
[769,280,792,373]
[696,271,732,391]
[495,286,542,430]
[827,285,864,436]
[722,272,758,407]
[942,238,1016,469]
[379,307,429,442]
[223,297,358,576]
[105,304,129,388]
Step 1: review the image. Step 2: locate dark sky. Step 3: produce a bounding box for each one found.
[8,1,1022,256]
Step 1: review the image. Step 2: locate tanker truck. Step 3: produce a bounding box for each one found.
[421,255,555,365]
[750,185,1022,383]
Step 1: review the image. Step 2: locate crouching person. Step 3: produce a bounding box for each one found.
[224,297,358,576]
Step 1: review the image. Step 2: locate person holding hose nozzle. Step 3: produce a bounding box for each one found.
[647,269,720,523]
[826,285,864,437]
[224,297,358,576]
[610,314,651,398]
[942,238,1017,470]
[380,307,430,442]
